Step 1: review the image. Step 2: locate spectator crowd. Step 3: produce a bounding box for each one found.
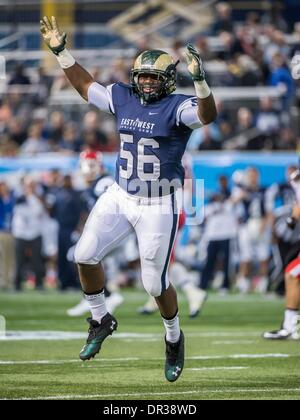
[0,2,300,155]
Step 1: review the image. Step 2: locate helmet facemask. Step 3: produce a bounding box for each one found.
[132,71,167,103]
[130,50,178,104]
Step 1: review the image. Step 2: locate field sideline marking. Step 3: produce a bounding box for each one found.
[2,388,300,400]
[0,354,293,365]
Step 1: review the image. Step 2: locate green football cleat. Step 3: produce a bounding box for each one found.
[79,313,118,361]
[164,330,185,382]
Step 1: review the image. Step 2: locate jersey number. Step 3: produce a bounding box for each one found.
[120,134,160,181]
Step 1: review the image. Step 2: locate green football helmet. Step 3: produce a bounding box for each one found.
[130,50,178,103]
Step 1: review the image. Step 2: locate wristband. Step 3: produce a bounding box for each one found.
[194,80,211,99]
[56,49,75,69]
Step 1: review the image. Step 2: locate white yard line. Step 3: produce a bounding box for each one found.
[187,367,249,371]
[1,331,163,341]
[1,331,87,341]
[186,332,261,338]
[2,388,300,400]
[212,340,256,345]
[0,353,292,366]
[0,357,139,365]
[0,330,264,341]
[189,354,290,360]
[205,296,281,303]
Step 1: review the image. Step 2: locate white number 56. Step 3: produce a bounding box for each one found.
[119,134,160,181]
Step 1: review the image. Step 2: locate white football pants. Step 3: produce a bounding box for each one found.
[74,183,181,297]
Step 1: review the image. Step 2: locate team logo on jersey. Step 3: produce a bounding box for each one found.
[120,118,156,134]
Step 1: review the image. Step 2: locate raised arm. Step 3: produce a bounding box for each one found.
[40,16,93,101]
[185,44,217,125]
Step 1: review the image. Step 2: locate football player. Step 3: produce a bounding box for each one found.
[233,167,272,293]
[263,168,300,340]
[265,165,299,295]
[40,16,217,382]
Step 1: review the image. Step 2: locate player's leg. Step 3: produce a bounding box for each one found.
[171,261,207,318]
[0,233,5,289]
[254,259,269,293]
[286,272,300,310]
[137,295,158,314]
[74,188,134,360]
[201,240,218,290]
[0,232,14,289]
[137,260,207,317]
[135,194,179,311]
[75,192,133,296]
[134,192,184,382]
[279,264,300,335]
[102,253,124,315]
[14,238,27,291]
[220,239,231,292]
[236,225,252,293]
[252,228,271,293]
[31,236,45,290]
[263,257,300,340]
[67,251,123,317]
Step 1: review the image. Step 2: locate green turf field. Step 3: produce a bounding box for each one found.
[0,289,299,400]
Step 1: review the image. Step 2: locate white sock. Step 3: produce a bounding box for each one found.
[84,290,107,323]
[283,309,299,332]
[163,312,180,343]
[237,276,251,293]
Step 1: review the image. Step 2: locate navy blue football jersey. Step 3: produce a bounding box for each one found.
[266,182,295,210]
[80,173,114,212]
[110,83,197,197]
[239,187,267,223]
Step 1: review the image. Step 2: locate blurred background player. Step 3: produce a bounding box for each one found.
[266,165,300,295]
[41,169,62,288]
[51,174,84,290]
[41,200,59,289]
[0,181,15,290]
[263,167,300,340]
[11,176,46,290]
[67,150,124,316]
[234,167,272,293]
[199,189,238,295]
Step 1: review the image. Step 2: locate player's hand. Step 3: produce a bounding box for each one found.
[185,43,205,81]
[40,16,67,55]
